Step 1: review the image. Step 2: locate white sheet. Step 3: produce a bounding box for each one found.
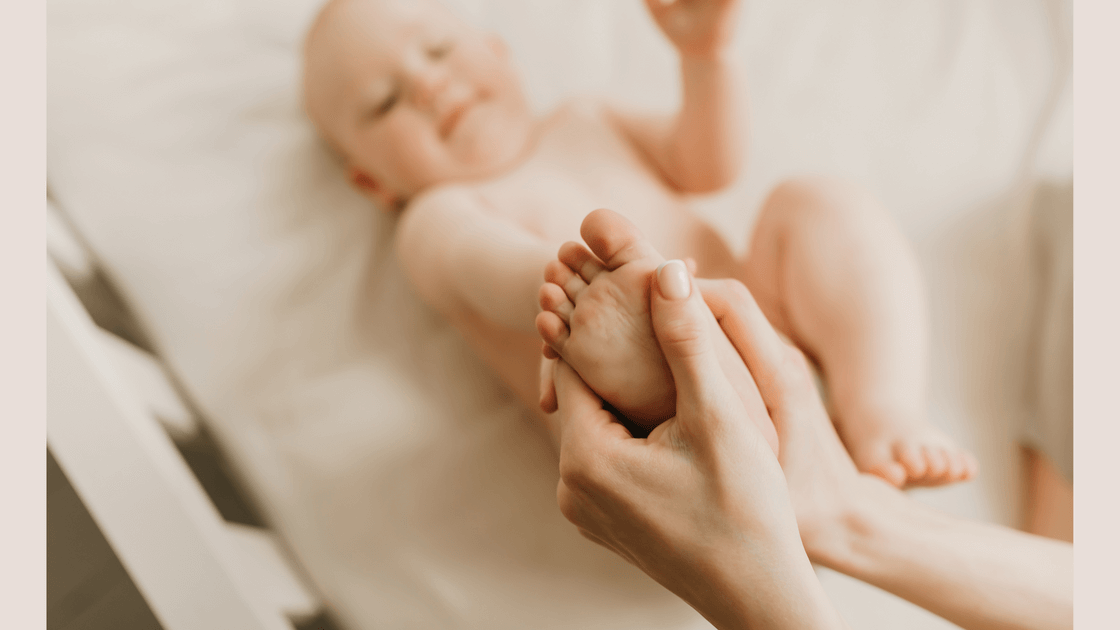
[47,1,1071,628]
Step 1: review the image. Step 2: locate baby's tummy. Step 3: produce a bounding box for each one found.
[580,175,737,277]
[509,172,738,278]
[559,183,737,278]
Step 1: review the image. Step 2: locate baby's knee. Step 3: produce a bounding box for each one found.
[763,176,881,228]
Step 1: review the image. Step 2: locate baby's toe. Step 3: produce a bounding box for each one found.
[544,259,589,302]
[947,449,979,483]
[921,445,950,482]
[539,283,574,323]
[960,452,979,480]
[558,241,606,284]
[539,356,558,413]
[941,448,967,482]
[535,311,570,355]
[895,442,928,481]
[869,460,907,488]
[580,208,663,270]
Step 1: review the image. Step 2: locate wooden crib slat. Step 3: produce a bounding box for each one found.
[225,523,320,622]
[94,326,199,441]
[47,261,293,630]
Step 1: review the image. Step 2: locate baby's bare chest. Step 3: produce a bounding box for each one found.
[477,107,694,254]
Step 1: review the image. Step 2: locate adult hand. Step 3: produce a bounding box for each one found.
[552,260,843,630]
[698,277,1073,630]
[695,277,873,562]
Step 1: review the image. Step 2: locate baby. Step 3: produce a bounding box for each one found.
[302,0,975,487]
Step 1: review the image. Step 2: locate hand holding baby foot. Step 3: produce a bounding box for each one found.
[536,208,778,453]
[644,0,742,58]
[551,263,843,630]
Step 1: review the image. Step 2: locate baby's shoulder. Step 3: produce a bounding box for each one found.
[405,183,489,221]
[396,184,490,267]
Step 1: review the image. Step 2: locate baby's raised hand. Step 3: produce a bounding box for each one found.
[644,0,741,58]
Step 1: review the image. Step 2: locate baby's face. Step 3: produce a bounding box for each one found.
[304,0,534,204]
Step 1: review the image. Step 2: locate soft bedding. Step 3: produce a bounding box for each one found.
[47,0,1070,628]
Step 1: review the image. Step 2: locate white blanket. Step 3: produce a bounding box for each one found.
[47,1,1071,628]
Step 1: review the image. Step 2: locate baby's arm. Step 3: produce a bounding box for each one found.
[395,186,555,333]
[613,0,746,193]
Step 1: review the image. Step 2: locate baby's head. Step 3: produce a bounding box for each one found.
[303,0,534,208]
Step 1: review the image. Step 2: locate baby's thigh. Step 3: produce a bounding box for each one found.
[732,252,788,340]
[734,180,828,318]
[736,177,887,329]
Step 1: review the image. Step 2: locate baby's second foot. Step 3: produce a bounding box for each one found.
[536,209,779,455]
[536,210,676,426]
[838,410,978,488]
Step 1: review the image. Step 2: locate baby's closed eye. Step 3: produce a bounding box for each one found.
[427,39,453,60]
[375,91,399,116]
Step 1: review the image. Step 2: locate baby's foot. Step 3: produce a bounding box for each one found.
[536,211,676,426]
[536,209,779,455]
[838,411,978,488]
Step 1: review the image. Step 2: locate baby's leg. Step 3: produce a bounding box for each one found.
[536,209,778,453]
[741,177,976,487]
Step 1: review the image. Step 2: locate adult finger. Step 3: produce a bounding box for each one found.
[539,354,558,413]
[696,279,860,489]
[650,260,736,409]
[696,278,812,408]
[552,359,632,449]
[556,478,624,554]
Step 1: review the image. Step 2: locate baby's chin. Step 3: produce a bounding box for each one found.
[356,110,537,200]
[455,112,536,177]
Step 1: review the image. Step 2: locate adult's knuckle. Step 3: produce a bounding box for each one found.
[576,527,601,547]
[661,315,707,349]
[723,277,751,302]
[556,483,580,524]
[778,346,814,389]
[558,453,598,494]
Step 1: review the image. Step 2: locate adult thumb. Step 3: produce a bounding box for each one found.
[650,260,733,406]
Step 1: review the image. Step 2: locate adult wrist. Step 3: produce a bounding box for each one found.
[801,475,895,574]
[692,541,845,630]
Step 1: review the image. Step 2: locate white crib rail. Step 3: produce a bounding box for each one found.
[47,260,316,630]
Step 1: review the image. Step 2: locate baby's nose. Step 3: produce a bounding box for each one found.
[408,63,450,109]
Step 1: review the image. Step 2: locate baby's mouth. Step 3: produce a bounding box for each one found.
[439,98,475,139]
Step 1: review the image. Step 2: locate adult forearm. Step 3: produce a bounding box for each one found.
[820,478,1072,630]
[676,539,848,630]
[667,53,747,192]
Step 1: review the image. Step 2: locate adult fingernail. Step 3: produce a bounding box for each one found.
[656,259,691,300]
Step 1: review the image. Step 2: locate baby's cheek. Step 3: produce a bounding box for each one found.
[390,131,454,189]
[464,105,529,168]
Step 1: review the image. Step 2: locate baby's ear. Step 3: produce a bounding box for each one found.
[484,33,510,58]
[348,167,399,212]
